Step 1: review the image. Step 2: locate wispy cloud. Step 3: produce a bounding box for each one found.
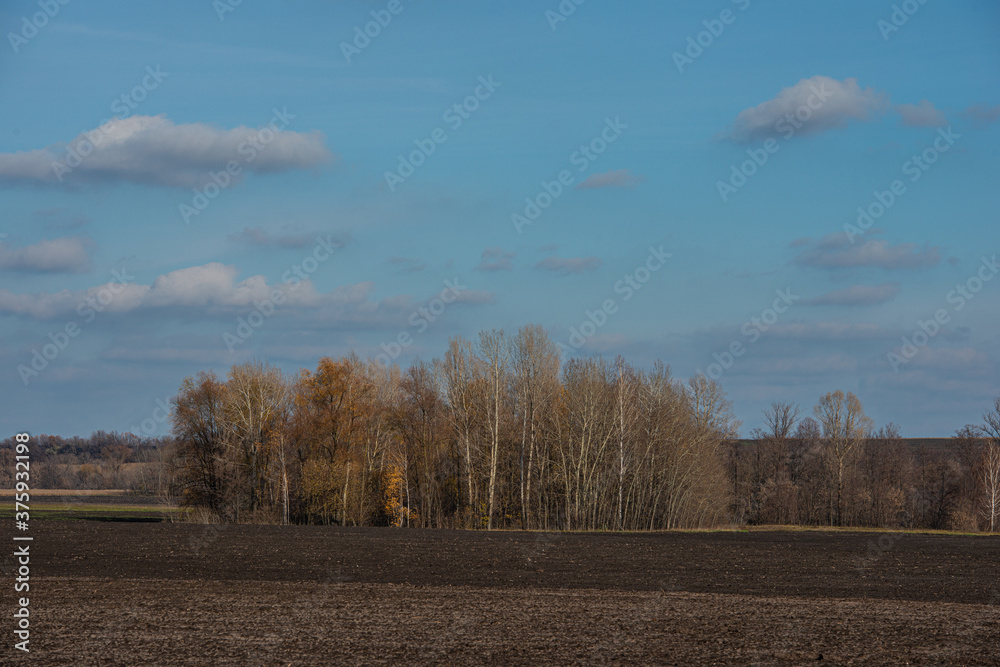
[962,104,1000,128]
[576,169,643,190]
[765,321,890,341]
[793,234,940,270]
[802,282,901,306]
[896,100,947,127]
[387,256,427,273]
[534,256,602,275]
[452,289,495,305]
[32,207,91,231]
[0,237,92,273]
[476,247,515,272]
[228,227,343,250]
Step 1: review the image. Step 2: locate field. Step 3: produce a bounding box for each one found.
[10,522,1000,665]
[0,490,168,522]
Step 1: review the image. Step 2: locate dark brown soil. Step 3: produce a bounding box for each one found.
[8,523,1000,665]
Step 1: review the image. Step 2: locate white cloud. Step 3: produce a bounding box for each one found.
[0,281,149,319]
[896,100,947,127]
[141,263,277,308]
[0,263,493,330]
[724,76,888,143]
[0,263,329,318]
[0,114,332,188]
[0,237,92,273]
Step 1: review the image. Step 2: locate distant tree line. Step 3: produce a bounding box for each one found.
[728,394,1000,532]
[0,431,168,492]
[6,325,997,533]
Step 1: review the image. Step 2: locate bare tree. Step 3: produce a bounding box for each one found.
[171,371,227,517]
[861,423,909,527]
[439,337,482,524]
[981,397,1000,532]
[510,325,561,529]
[814,390,872,526]
[672,375,736,528]
[981,442,1000,532]
[223,360,289,521]
[744,402,801,524]
[687,374,741,440]
[478,329,510,530]
[357,359,399,525]
[613,357,639,530]
[764,402,800,440]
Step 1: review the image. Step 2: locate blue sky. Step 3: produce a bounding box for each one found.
[1,0,998,437]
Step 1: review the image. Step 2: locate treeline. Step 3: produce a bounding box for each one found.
[125,324,997,534]
[0,431,168,491]
[729,396,1000,532]
[167,325,739,529]
[5,326,998,533]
